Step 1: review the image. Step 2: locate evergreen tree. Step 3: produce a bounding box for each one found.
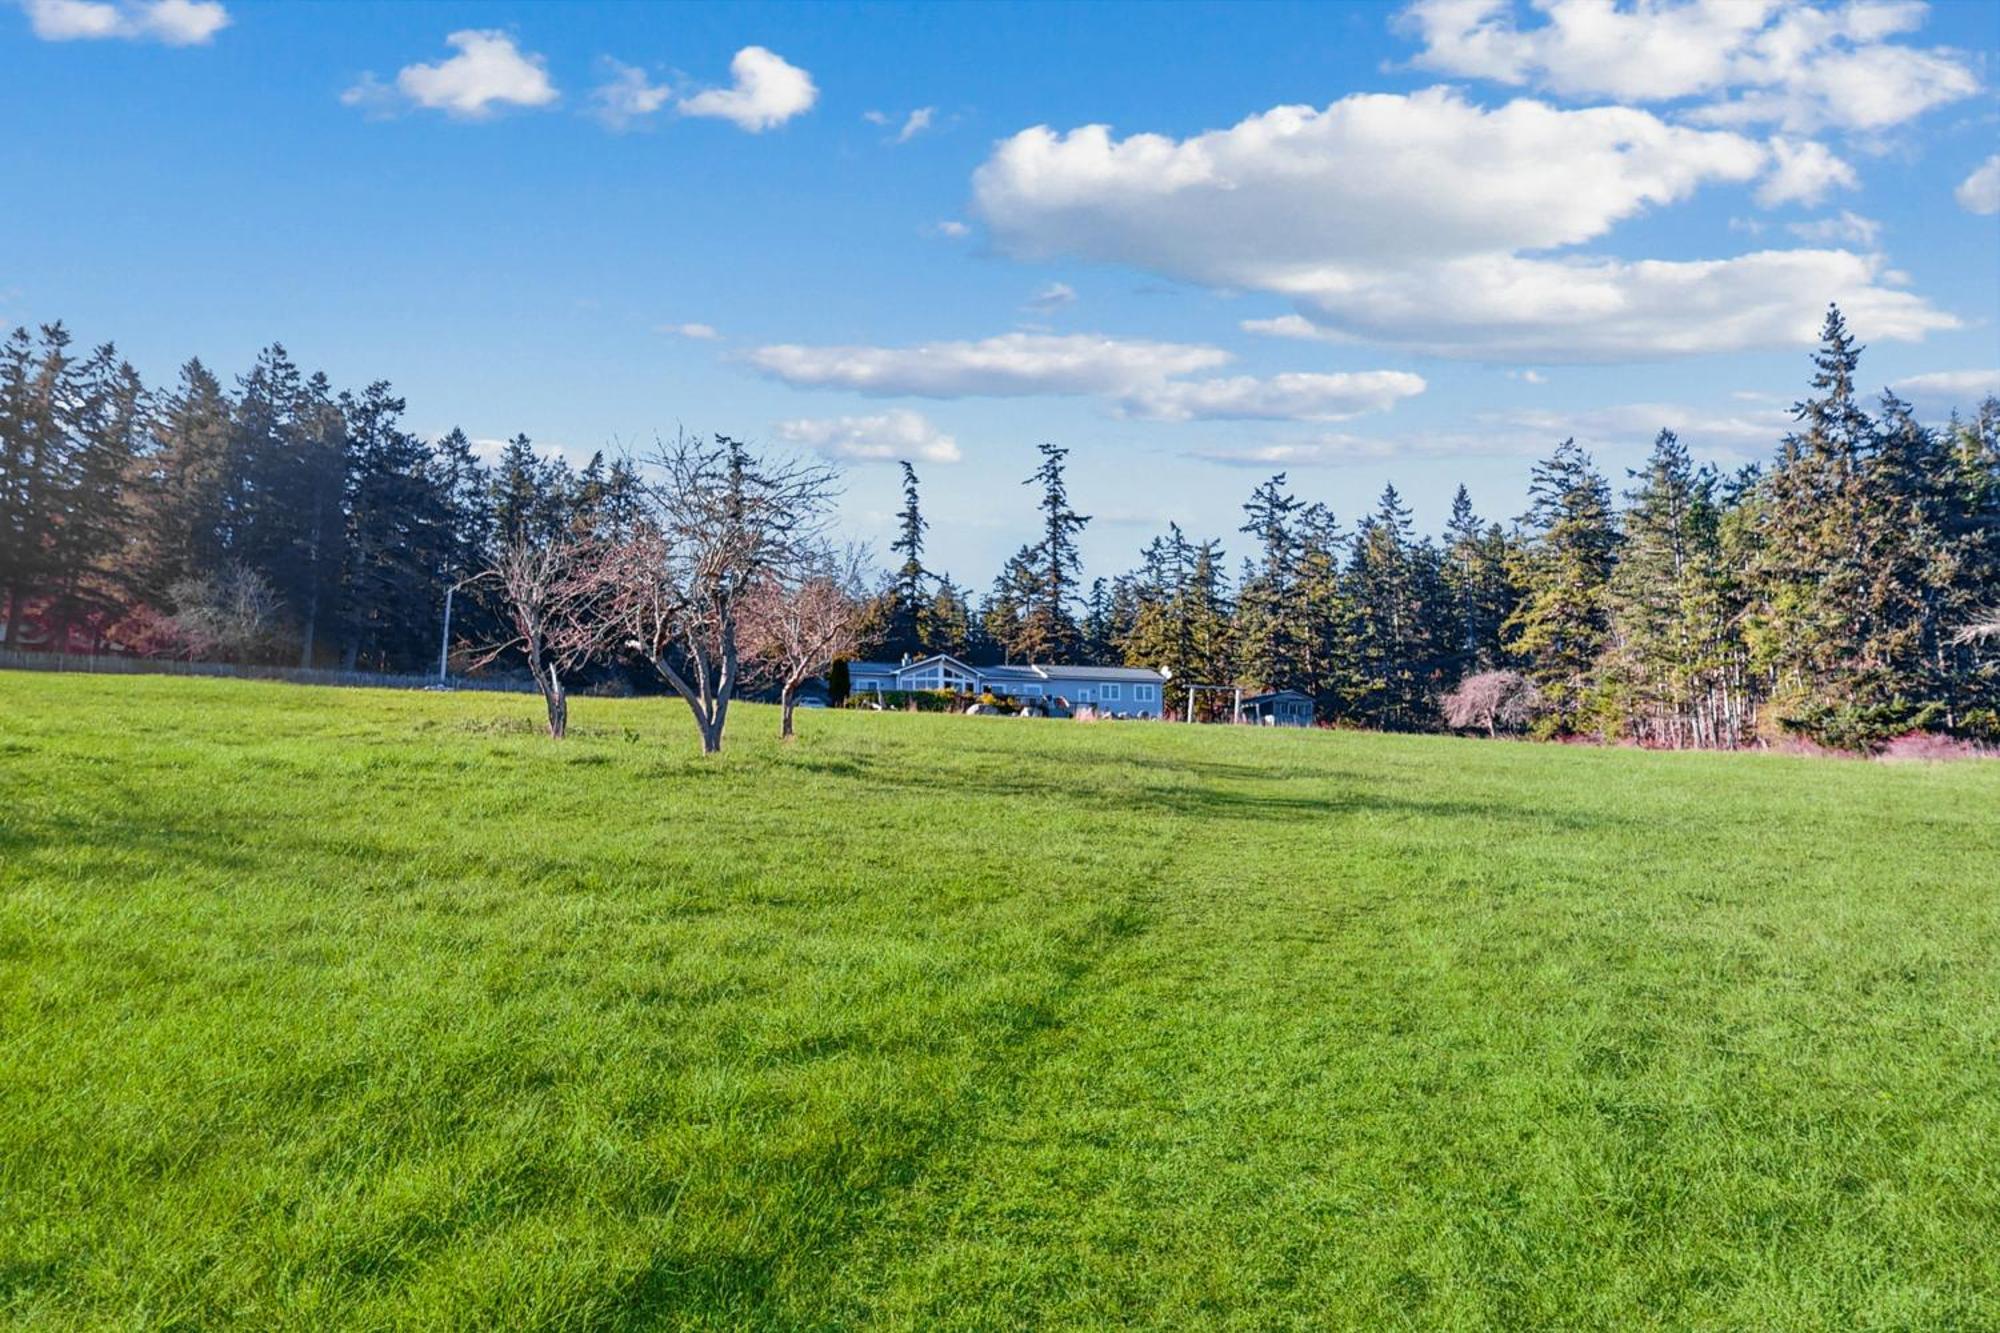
[338,383,452,669]
[1505,438,1617,735]
[1292,503,1353,716]
[1605,431,1747,747]
[1748,305,1875,742]
[884,460,930,656]
[1017,442,1089,661]
[1347,484,1440,730]
[49,343,148,646]
[1234,474,1303,690]
[1442,485,1513,674]
[0,325,78,646]
[490,434,572,548]
[291,373,348,665]
[921,575,972,659]
[128,357,234,607]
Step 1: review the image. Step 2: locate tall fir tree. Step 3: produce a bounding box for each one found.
[1505,438,1617,735]
[1016,442,1089,662]
[1234,474,1304,691]
[1748,305,1876,742]
[885,460,930,656]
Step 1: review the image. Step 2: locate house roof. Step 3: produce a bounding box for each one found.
[1031,664,1170,682]
[1241,689,1315,705]
[843,655,1167,684]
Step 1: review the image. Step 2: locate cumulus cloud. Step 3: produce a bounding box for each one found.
[976,89,1767,283]
[775,409,963,464]
[1755,136,1856,207]
[344,30,558,120]
[1279,248,1955,361]
[680,46,816,132]
[1889,368,2000,410]
[747,332,1230,398]
[972,88,1953,360]
[1121,371,1427,422]
[1957,155,2000,216]
[22,0,227,44]
[1402,0,1979,132]
[590,59,671,130]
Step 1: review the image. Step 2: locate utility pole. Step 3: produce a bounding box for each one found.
[437,574,481,687]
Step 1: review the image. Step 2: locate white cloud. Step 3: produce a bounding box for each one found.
[1240,314,1347,342]
[1786,210,1880,246]
[865,107,936,142]
[747,332,1230,398]
[973,88,1953,360]
[1025,281,1078,313]
[590,59,671,130]
[1121,370,1426,422]
[1889,369,2000,409]
[1279,248,1955,361]
[346,30,559,120]
[22,0,227,44]
[679,46,816,132]
[775,409,963,464]
[977,89,1767,284]
[1192,399,1790,467]
[1755,136,1856,207]
[931,219,971,239]
[748,331,1422,423]
[1956,155,2000,216]
[1510,368,1547,383]
[657,322,720,340]
[1402,0,1979,133]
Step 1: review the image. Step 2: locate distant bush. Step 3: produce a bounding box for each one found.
[1878,732,1997,762]
[1440,671,1543,736]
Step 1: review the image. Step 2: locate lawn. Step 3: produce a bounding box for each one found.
[2,673,1997,1329]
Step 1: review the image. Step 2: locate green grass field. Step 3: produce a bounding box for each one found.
[3,673,1997,1329]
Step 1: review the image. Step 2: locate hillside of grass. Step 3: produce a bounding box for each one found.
[2,673,1997,1328]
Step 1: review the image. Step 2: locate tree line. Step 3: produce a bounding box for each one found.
[1,306,1995,751]
[869,309,1999,750]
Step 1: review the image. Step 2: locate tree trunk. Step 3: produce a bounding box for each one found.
[781,683,797,739]
[545,677,568,739]
[299,587,318,668]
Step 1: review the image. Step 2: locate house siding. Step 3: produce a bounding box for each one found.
[840,656,1169,717]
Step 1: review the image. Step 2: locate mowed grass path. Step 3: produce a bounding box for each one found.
[2,675,1997,1329]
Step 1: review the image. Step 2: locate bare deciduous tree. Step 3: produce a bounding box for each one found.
[165,563,285,663]
[1952,611,2000,647]
[1441,669,1544,737]
[598,434,838,754]
[742,545,868,739]
[470,535,607,738]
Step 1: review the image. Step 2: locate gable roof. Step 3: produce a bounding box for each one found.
[1031,664,1170,682]
[1241,689,1314,704]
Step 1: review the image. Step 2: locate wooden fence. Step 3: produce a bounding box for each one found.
[0,649,533,694]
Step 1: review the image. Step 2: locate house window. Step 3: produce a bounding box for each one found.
[1022,684,1042,696]
[1134,684,1157,702]
[1101,684,1121,701]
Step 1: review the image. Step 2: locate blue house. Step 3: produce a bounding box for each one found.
[846,653,1170,718]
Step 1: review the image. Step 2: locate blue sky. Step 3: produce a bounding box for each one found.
[4,0,1997,584]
